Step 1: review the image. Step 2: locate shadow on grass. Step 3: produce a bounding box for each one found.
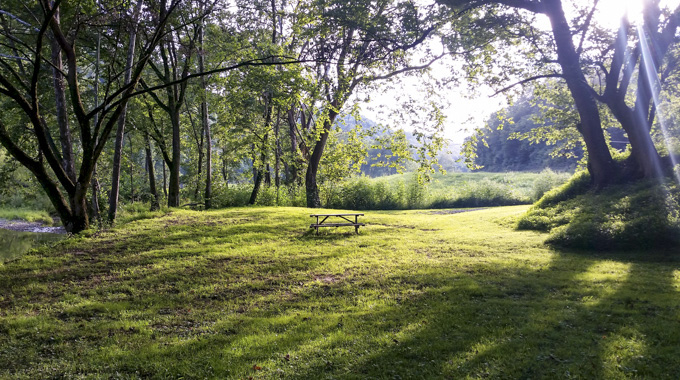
[2,212,680,378]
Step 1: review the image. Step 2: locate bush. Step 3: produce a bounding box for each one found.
[211,183,251,208]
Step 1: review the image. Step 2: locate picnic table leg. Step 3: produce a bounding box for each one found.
[316,216,319,235]
[355,215,359,234]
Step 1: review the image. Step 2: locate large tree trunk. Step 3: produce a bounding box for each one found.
[606,97,662,179]
[108,0,141,221]
[545,0,616,186]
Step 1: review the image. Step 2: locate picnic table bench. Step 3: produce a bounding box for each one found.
[310,213,365,235]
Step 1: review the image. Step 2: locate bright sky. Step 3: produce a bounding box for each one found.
[361,0,680,147]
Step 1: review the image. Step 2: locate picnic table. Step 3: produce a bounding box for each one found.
[310,213,365,235]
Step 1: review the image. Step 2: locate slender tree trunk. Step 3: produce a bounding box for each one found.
[200,18,212,209]
[108,0,142,221]
[163,160,168,198]
[168,108,181,207]
[305,106,339,207]
[50,7,76,183]
[222,152,228,183]
[186,104,204,200]
[274,110,281,204]
[90,165,101,223]
[128,133,135,202]
[144,134,160,210]
[249,131,269,205]
[545,0,616,186]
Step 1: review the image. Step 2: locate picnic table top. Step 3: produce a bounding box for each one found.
[310,213,364,217]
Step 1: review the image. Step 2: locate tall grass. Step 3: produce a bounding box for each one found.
[206,170,571,210]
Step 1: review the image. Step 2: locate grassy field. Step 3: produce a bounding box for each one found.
[0,208,52,225]
[1,206,680,378]
[376,170,571,207]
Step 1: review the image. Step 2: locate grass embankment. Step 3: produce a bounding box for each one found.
[519,172,680,250]
[2,207,680,378]
[0,208,52,225]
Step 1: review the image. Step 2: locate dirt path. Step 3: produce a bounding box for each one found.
[0,219,66,234]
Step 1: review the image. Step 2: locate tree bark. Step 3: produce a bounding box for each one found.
[200,18,212,209]
[249,130,269,205]
[168,107,181,207]
[108,0,142,221]
[144,134,160,210]
[544,0,616,186]
[50,7,76,183]
[305,107,339,207]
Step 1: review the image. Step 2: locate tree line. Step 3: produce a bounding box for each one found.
[1,0,679,233]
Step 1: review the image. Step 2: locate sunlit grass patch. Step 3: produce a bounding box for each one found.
[0,207,52,225]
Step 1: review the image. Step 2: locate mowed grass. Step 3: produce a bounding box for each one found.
[1,206,680,378]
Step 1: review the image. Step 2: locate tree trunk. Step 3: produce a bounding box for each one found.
[249,132,268,205]
[89,164,101,223]
[274,110,281,204]
[168,108,181,207]
[545,0,616,186]
[50,7,76,183]
[200,22,212,209]
[606,98,662,179]
[163,160,168,198]
[128,133,135,202]
[144,134,160,211]
[108,0,141,221]
[305,101,341,208]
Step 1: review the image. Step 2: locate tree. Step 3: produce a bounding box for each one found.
[299,0,442,207]
[439,0,680,185]
[0,0,177,233]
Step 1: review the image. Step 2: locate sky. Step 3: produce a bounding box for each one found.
[359,0,680,146]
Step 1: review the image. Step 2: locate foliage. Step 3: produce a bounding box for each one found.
[2,207,680,378]
[519,175,680,250]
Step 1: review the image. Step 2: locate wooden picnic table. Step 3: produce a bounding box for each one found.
[310,213,365,235]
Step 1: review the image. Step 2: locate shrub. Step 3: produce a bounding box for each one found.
[211,183,251,208]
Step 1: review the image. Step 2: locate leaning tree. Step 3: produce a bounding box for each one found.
[439,0,680,185]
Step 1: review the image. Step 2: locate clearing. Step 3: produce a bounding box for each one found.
[1,206,679,378]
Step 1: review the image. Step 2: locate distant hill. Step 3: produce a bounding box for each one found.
[469,99,584,172]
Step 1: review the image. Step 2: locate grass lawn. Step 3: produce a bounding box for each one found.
[1,206,679,378]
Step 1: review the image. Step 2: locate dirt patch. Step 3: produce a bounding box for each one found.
[424,208,487,215]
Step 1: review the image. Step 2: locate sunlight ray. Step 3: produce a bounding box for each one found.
[637,27,680,183]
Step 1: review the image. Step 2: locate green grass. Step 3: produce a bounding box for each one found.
[376,170,571,207]
[0,207,53,225]
[1,206,680,378]
[519,174,680,250]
